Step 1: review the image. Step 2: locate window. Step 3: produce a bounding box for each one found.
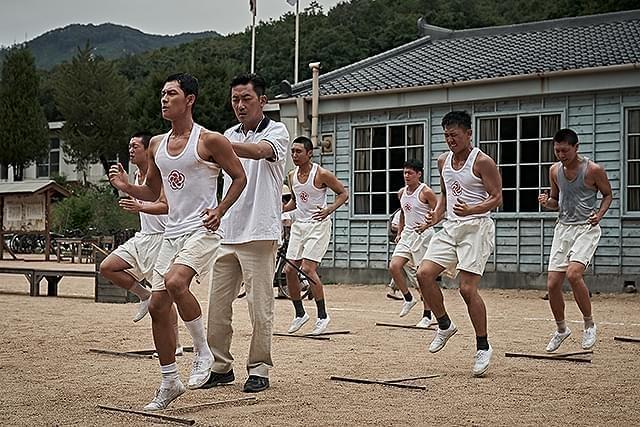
[36,138,61,178]
[0,164,7,180]
[478,114,560,213]
[628,109,640,212]
[353,124,424,215]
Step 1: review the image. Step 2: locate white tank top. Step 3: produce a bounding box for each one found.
[134,172,167,235]
[292,163,327,222]
[154,124,222,238]
[443,147,489,221]
[400,183,431,231]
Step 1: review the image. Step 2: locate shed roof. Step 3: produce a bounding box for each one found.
[0,180,70,198]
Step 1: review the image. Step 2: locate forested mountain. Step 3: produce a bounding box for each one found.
[1,23,219,69]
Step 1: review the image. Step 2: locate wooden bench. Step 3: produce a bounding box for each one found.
[0,267,97,297]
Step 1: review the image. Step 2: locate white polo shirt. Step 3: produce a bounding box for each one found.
[220,116,290,244]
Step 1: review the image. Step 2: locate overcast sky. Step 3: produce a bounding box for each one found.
[0,0,344,47]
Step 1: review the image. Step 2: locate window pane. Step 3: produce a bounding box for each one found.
[542,114,561,138]
[388,193,401,213]
[389,170,404,192]
[520,165,539,187]
[628,110,640,133]
[520,141,539,163]
[354,194,370,214]
[480,118,498,141]
[629,162,640,185]
[389,148,405,169]
[37,165,48,178]
[629,136,640,160]
[0,164,7,180]
[372,149,386,170]
[372,172,386,192]
[407,125,423,146]
[480,142,497,161]
[372,194,386,214]
[50,138,60,149]
[389,126,405,147]
[354,172,370,192]
[355,128,370,149]
[629,187,640,211]
[502,190,516,212]
[521,116,539,139]
[407,147,423,162]
[500,117,517,140]
[500,141,517,164]
[372,127,386,148]
[541,139,555,162]
[354,150,370,170]
[501,166,516,188]
[520,190,540,212]
[541,164,551,187]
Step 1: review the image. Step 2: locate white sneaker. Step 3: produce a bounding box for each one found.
[187,353,213,389]
[545,328,572,352]
[473,345,493,377]
[399,299,418,317]
[428,322,458,353]
[287,313,310,333]
[311,316,331,335]
[582,325,597,350]
[152,346,184,358]
[416,316,436,328]
[143,380,186,411]
[133,297,151,323]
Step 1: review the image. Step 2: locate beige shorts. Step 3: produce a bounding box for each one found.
[423,217,495,276]
[548,223,601,272]
[151,230,221,291]
[286,219,332,263]
[392,228,434,266]
[111,232,164,282]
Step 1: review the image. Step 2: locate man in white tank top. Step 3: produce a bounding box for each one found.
[100,132,183,354]
[205,73,290,394]
[283,136,349,335]
[538,128,612,353]
[109,73,247,410]
[388,159,438,327]
[417,111,502,377]
[386,208,418,301]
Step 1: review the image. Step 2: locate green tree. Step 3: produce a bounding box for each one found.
[53,44,130,183]
[0,45,49,181]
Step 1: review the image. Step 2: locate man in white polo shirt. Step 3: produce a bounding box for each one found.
[204,73,289,393]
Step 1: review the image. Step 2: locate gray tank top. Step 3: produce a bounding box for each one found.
[557,157,597,224]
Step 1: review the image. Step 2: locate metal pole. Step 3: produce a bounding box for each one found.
[251,13,256,73]
[309,62,320,148]
[294,0,300,83]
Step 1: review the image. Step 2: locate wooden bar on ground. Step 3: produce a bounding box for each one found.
[273,332,330,340]
[375,322,435,331]
[301,330,351,337]
[166,396,257,412]
[551,350,593,357]
[89,349,153,359]
[504,352,591,363]
[614,336,640,343]
[383,374,441,383]
[97,404,195,425]
[127,346,194,356]
[330,376,426,390]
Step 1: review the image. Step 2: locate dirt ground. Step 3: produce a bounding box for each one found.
[0,263,639,426]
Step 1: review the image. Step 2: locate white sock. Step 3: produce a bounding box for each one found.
[183,316,212,358]
[129,282,151,300]
[160,362,180,387]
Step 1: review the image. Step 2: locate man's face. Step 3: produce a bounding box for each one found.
[129,137,146,166]
[230,83,265,125]
[403,167,421,186]
[291,142,312,166]
[553,141,579,164]
[160,81,193,120]
[443,125,472,154]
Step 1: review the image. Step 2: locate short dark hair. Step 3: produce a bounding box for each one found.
[292,136,314,152]
[442,111,472,130]
[164,73,199,102]
[553,128,579,146]
[404,159,423,175]
[230,73,267,97]
[132,131,152,149]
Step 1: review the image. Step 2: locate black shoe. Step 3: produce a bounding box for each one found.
[201,369,235,389]
[243,375,269,393]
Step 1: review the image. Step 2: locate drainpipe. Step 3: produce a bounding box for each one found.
[309,62,320,148]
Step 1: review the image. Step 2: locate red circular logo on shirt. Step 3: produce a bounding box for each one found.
[299,191,310,203]
[451,180,462,196]
[168,170,185,190]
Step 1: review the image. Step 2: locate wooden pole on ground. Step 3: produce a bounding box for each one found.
[89,348,153,359]
[273,332,330,341]
[330,376,426,390]
[301,330,351,337]
[375,322,435,331]
[166,396,257,413]
[382,374,441,383]
[504,352,591,363]
[614,336,640,343]
[97,404,195,425]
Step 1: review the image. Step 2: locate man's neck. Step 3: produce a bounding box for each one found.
[452,145,473,162]
[564,155,583,169]
[171,116,194,137]
[241,115,265,133]
[298,161,312,174]
[406,181,420,192]
[136,161,149,179]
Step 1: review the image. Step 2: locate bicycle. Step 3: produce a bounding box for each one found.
[273,240,313,300]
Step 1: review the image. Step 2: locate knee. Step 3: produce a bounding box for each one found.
[566,268,583,286]
[389,259,402,274]
[283,263,294,276]
[149,297,169,319]
[99,257,115,276]
[458,282,476,302]
[300,264,315,277]
[416,266,435,285]
[164,272,188,297]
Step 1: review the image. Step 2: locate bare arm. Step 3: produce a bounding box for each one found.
[232,140,276,161]
[311,168,349,221]
[109,136,163,202]
[588,163,612,225]
[453,152,502,216]
[414,186,438,233]
[539,163,560,211]
[427,154,449,226]
[283,170,297,212]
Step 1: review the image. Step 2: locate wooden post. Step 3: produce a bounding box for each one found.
[45,190,51,261]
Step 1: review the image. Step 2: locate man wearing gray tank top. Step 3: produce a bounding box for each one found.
[538,128,612,353]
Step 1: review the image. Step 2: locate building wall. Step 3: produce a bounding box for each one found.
[312,89,640,291]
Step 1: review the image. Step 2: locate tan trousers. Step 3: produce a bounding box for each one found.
[207,240,277,378]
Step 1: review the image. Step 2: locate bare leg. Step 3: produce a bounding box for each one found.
[149,290,176,366]
[547,271,566,322]
[417,260,447,318]
[164,265,199,322]
[389,256,410,295]
[301,259,323,301]
[566,262,592,317]
[458,271,486,337]
[284,260,303,300]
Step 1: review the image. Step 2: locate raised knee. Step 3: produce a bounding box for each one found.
[148,297,167,318]
[164,273,187,296]
[416,267,434,283]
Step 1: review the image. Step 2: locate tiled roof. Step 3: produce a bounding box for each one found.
[0,180,70,197]
[289,10,640,98]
